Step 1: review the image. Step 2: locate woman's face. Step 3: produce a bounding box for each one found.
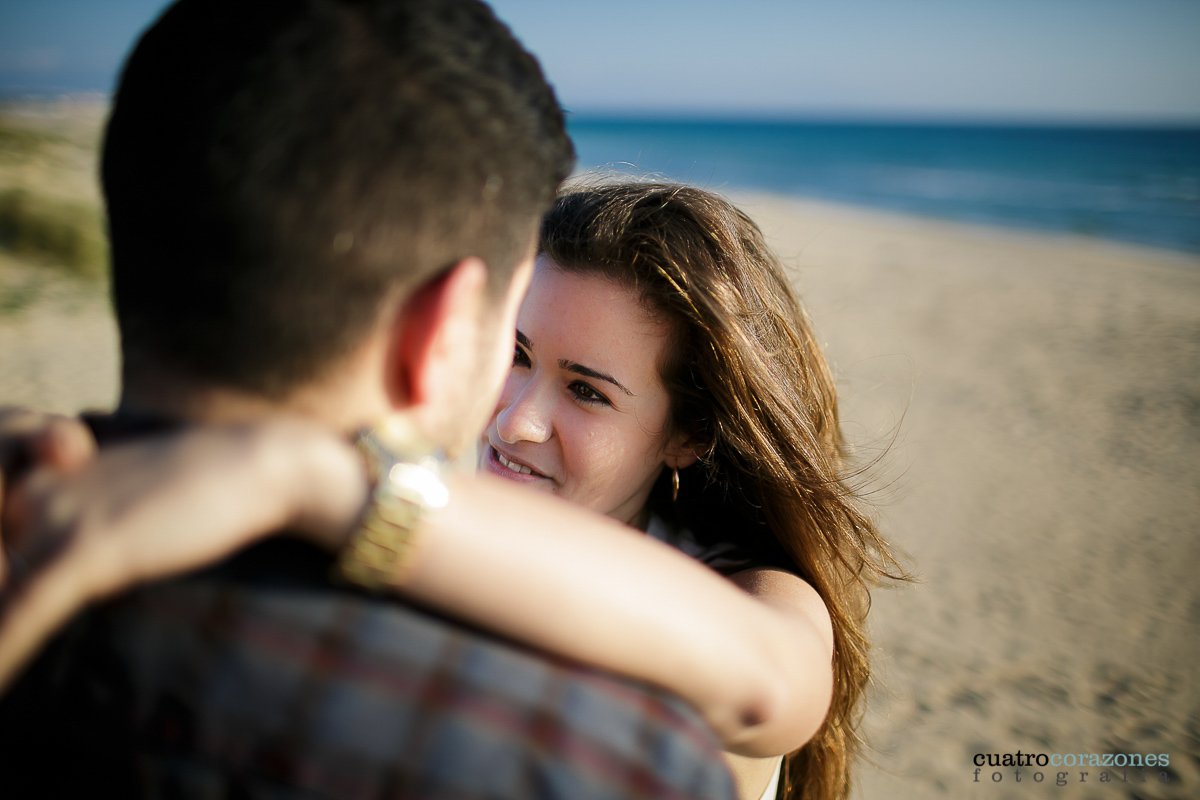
[478,257,692,526]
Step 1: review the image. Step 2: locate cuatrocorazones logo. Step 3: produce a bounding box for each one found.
[971,750,1174,788]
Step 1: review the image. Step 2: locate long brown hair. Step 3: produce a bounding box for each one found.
[540,181,906,800]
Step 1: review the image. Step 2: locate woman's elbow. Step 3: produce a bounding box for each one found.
[716,608,835,755]
[725,660,832,756]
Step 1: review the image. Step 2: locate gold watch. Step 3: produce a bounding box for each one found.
[335,416,449,591]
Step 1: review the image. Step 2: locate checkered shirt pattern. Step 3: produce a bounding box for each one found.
[0,538,736,799]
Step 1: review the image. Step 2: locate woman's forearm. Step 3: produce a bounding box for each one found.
[395,473,833,755]
[0,421,365,692]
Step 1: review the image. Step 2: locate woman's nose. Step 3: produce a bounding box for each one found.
[495,380,551,444]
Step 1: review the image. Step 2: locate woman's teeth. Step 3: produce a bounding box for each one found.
[497,451,535,475]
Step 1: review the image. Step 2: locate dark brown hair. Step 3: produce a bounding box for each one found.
[104,0,574,398]
[541,181,906,800]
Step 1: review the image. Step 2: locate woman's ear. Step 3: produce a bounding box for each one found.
[383,257,488,414]
[664,433,701,471]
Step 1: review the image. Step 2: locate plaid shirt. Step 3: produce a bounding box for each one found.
[1,496,734,800]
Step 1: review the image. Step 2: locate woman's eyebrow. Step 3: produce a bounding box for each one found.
[517,327,634,396]
[559,360,635,397]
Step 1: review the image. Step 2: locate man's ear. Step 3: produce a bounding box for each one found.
[383,257,488,412]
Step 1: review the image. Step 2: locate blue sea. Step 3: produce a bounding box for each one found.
[567,117,1200,255]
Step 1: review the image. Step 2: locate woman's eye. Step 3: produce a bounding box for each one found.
[570,381,610,406]
[512,344,530,368]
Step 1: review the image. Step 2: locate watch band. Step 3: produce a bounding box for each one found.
[335,420,449,591]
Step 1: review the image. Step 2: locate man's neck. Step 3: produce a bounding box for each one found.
[119,366,389,432]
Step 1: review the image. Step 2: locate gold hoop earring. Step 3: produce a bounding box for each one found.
[671,467,680,503]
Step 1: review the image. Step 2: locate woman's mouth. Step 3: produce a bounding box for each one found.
[496,450,535,475]
[484,445,551,483]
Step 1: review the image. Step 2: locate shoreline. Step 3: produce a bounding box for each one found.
[730,189,1200,266]
[575,163,1200,262]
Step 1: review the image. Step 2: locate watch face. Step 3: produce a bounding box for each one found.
[385,462,450,509]
[360,415,442,470]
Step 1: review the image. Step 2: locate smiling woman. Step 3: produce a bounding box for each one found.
[512,183,910,799]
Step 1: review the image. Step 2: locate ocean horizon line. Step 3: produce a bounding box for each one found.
[565,109,1200,131]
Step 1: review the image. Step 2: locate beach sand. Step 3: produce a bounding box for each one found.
[2,132,1198,796]
[735,194,1200,799]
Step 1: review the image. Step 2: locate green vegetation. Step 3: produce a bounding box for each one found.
[0,188,107,279]
[0,104,108,282]
[0,123,58,158]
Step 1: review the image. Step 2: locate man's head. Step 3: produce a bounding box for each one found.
[104,0,573,447]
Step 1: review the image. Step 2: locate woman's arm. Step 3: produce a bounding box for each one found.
[373,473,834,756]
[1,417,833,756]
[0,407,98,585]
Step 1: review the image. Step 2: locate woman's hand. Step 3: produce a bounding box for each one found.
[0,407,98,582]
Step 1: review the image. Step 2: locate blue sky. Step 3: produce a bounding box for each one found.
[1,0,1198,122]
